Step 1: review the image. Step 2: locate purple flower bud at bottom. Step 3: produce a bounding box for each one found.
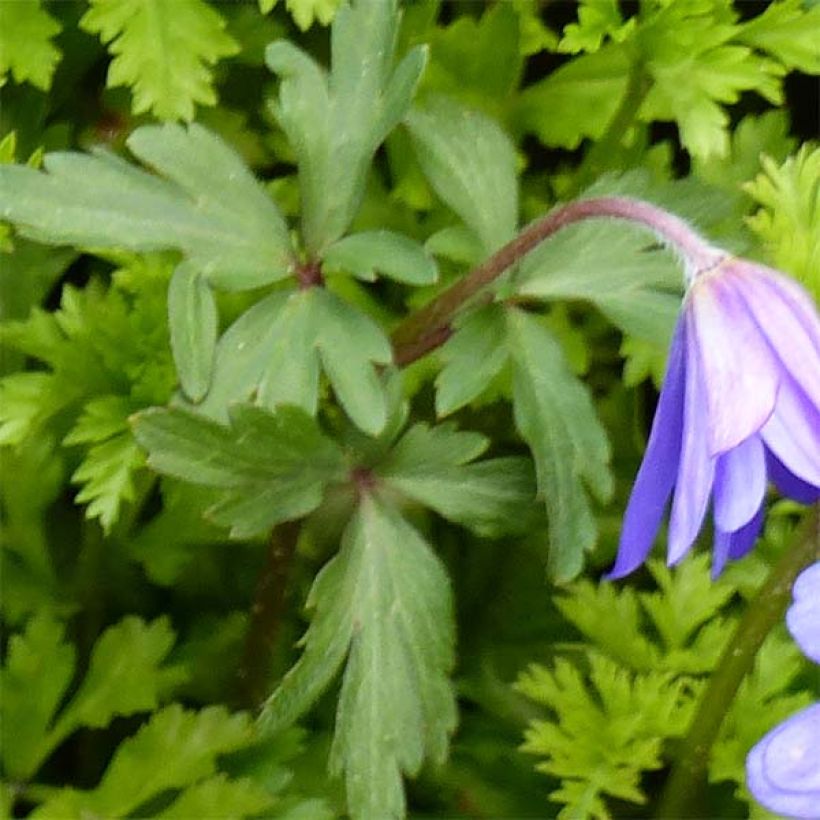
[746,703,820,818]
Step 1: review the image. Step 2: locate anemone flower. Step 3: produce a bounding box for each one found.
[607,251,820,579]
[746,562,820,818]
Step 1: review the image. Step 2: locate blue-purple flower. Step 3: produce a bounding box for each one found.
[746,562,820,818]
[608,255,820,579]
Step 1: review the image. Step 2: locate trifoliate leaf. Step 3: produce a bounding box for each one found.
[516,653,694,819]
[195,288,392,435]
[261,0,342,31]
[435,305,509,416]
[744,146,820,298]
[507,309,612,581]
[32,705,253,819]
[0,615,177,781]
[132,404,346,538]
[378,422,537,537]
[266,0,427,251]
[80,0,239,121]
[0,0,61,91]
[406,96,518,256]
[167,264,217,402]
[0,124,294,291]
[513,218,682,345]
[261,495,456,820]
[517,44,629,150]
[738,0,820,74]
[322,231,438,285]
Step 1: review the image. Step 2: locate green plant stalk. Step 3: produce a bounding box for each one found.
[658,504,820,817]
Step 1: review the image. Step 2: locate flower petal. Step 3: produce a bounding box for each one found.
[766,450,820,505]
[606,320,687,579]
[713,435,766,532]
[747,704,820,819]
[731,262,820,411]
[667,311,716,565]
[711,505,763,579]
[761,374,820,487]
[786,563,820,664]
[689,270,779,455]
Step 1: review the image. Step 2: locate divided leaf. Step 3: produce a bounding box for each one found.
[261,495,456,820]
[406,97,518,255]
[0,0,62,91]
[266,0,427,251]
[378,422,538,537]
[195,288,393,435]
[132,403,347,538]
[80,0,239,121]
[508,309,613,581]
[0,124,293,291]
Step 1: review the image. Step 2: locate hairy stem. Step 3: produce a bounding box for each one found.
[235,520,302,709]
[391,196,718,367]
[657,505,820,818]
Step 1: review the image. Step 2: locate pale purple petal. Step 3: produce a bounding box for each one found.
[767,450,820,505]
[713,435,766,532]
[730,263,820,410]
[689,270,779,455]
[667,311,717,565]
[746,704,820,818]
[711,505,764,579]
[786,563,820,664]
[606,320,686,579]
[762,374,820,487]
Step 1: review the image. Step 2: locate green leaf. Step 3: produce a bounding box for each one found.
[266,0,427,251]
[516,653,695,819]
[0,615,75,780]
[32,705,252,819]
[261,0,342,30]
[80,0,239,121]
[507,309,612,581]
[738,0,820,74]
[513,217,682,344]
[517,45,629,150]
[0,0,61,90]
[378,423,537,537]
[322,230,438,285]
[558,0,634,54]
[261,495,456,820]
[167,264,217,402]
[0,615,177,781]
[406,96,518,256]
[157,775,275,819]
[0,124,294,291]
[435,305,510,416]
[196,288,392,435]
[132,404,347,538]
[744,145,820,298]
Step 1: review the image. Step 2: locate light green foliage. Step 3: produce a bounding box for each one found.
[0,260,176,531]
[516,653,694,818]
[0,614,177,780]
[406,97,518,255]
[0,124,294,291]
[508,309,613,581]
[261,494,456,820]
[260,0,342,31]
[266,0,427,251]
[32,705,261,819]
[744,146,820,298]
[520,0,819,158]
[80,0,239,121]
[132,403,347,538]
[194,288,393,434]
[0,0,62,90]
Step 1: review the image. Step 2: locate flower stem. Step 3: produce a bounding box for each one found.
[657,504,820,818]
[390,196,718,367]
